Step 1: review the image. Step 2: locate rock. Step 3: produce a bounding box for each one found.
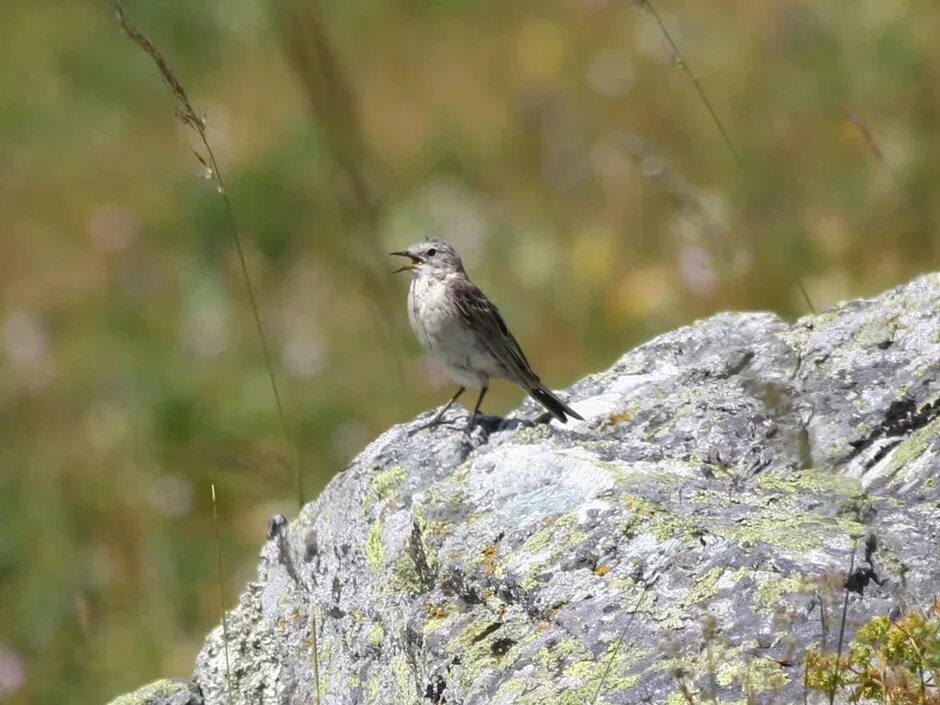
[106,679,202,705]
[132,274,940,704]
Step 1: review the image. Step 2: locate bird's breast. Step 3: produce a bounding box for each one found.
[407,276,465,352]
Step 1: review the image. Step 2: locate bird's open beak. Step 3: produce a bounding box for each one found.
[390,251,418,274]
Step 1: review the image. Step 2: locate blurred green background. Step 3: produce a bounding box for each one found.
[1,0,938,702]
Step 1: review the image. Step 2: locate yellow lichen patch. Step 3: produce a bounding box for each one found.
[594,563,610,576]
[365,519,385,567]
[754,468,863,498]
[389,550,425,594]
[370,465,406,500]
[106,680,191,705]
[752,573,814,610]
[652,567,725,630]
[368,623,383,646]
[712,508,863,557]
[880,412,940,480]
[659,642,789,702]
[521,640,647,704]
[390,655,418,705]
[533,638,586,670]
[520,513,585,557]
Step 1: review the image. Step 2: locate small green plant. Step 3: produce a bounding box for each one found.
[804,602,940,704]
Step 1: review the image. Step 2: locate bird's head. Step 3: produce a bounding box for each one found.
[390,239,465,277]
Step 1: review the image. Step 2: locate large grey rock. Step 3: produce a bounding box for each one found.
[189,274,940,704]
[106,678,203,705]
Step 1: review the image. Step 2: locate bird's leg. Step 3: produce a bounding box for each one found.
[432,386,466,425]
[409,386,466,435]
[467,386,488,427]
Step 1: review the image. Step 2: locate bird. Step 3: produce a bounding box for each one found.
[391,239,583,427]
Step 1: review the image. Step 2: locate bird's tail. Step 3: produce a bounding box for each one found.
[530,384,583,423]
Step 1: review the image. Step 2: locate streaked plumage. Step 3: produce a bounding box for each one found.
[392,240,582,424]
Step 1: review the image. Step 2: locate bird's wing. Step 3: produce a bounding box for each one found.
[451,278,539,385]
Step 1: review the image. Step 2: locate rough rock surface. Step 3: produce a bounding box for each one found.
[106,678,203,705]
[130,274,940,704]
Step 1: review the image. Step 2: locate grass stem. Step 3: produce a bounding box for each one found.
[636,0,817,314]
[311,611,322,705]
[639,0,739,164]
[590,543,676,705]
[211,484,234,705]
[113,0,305,508]
[589,584,652,705]
[830,538,858,705]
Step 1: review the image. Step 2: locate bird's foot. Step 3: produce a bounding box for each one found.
[407,408,464,436]
[408,418,448,436]
[408,410,504,437]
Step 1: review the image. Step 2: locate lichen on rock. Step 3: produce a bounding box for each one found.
[105,679,202,705]
[113,274,940,705]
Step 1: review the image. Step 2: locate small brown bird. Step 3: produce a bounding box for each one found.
[392,239,582,426]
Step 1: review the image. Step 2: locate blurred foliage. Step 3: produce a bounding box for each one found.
[1,0,939,703]
[805,603,940,704]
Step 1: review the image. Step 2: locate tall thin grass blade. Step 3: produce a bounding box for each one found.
[636,0,818,314]
[113,1,305,507]
[639,0,739,164]
[211,484,234,705]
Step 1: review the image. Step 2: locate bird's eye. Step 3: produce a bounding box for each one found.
[426,248,437,257]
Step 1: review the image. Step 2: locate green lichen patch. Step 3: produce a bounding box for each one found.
[421,603,463,643]
[684,567,725,605]
[653,567,726,629]
[656,641,789,702]
[617,493,700,543]
[366,519,385,567]
[608,463,694,491]
[880,412,940,481]
[389,549,425,594]
[805,308,842,331]
[866,540,908,582]
[370,465,406,500]
[519,513,585,556]
[106,679,192,705]
[752,573,815,610]
[716,654,789,692]
[425,483,470,516]
[712,506,862,557]
[509,423,554,444]
[563,656,640,693]
[368,622,384,646]
[754,468,863,498]
[493,639,647,705]
[533,637,584,670]
[665,691,691,705]
[390,654,419,705]
[453,614,508,652]
[852,316,898,349]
